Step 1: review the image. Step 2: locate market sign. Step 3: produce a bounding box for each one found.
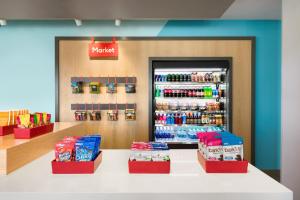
[88,37,118,59]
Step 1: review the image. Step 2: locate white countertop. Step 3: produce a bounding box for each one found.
[0,150,292,200]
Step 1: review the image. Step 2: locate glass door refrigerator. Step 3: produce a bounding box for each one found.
[149,58,232,148]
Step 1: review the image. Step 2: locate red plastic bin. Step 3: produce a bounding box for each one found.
[13,123,54,139]
[52,151,102,174]
[0,125,17,136]
[128,160,170,174]
[197,150,248,173]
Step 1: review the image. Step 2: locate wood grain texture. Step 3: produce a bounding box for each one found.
[0,122,86,175]
[58,39,252,161]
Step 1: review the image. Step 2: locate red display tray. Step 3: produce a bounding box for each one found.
[197,150,248,173]
[0,125,17,136]
[128,160,171,174]
[13,123,54,139]
[52,151,102,174]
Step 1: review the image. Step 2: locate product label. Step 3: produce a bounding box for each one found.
[223,145,243,161]
[206,145,223,161]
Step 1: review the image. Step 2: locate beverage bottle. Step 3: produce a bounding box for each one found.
[182,112,187,124]
[220,73,225,82]
[192,88,197,97]
[200,88,204,98]
[166,113,170,125]
[194,112,198,124]
[188,74,191,82]
[176,74,180,82]
[175,113,179,124]
[170,113,175,124]
[215,88,219,98]
[197,112,202,124]
[162,114,167,124]
[218,87,222,98]
[178,113,182,125]
[204,73,209,82]
[196,89,201,97]
[179,74,183,82]
[171,74,175,82]
[208,87,213,98]
[167,74,170,82]
[157,113,160,124]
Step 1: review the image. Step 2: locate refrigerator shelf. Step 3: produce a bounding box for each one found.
[155,97,226,100]
[154,82,226,86]
[155,110,226,114]
[154,124,224,127]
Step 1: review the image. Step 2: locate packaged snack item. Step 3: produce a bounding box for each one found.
[107,110,118,121]
[71,81,84,94]
[125,77,136,93]
[206,137,223,161]
[106,77,117,93]
[89,82,100,94]
[222,136,244,161]
[75,140,96,161]
[55,142,75,162]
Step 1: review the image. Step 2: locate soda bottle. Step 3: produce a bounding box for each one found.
[176,74,180,82]
[162,114,167,124]
[170,113,175,124]
[182,112,187,124]
[187,74,191,82]
[180,74,184,82]
[178,113,182,125]
[167,74,171,82]
[175,113,179,124]
[208,87,213,98]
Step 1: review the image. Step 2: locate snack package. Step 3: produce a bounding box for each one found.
[75,140,96,161]
[55,142,75,162]
[222,136,243,161]
[47,114,51,124]
[206,137,223,161]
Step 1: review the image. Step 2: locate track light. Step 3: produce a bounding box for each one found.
[115,19,121,26]
[74,19,82,26]
[0,19,7,26]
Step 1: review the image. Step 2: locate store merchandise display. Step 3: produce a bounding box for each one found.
[15,112,51,128]
[0,109,29,135]
[55,135,101,162]
[198,131,243,161]
[13,112,53,139]
[152,68,229,145]
[52,134,102,174]
[128,142,171,174]
[197,131,248,173]
[155,126,224,143]
[129,142,170,162]
[154,72,226,83]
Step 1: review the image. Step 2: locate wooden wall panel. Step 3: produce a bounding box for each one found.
[58,39,253,161]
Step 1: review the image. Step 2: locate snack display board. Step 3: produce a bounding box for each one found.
[57,38,254,162]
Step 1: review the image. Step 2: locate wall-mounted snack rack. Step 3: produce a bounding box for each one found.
[71,77,137,84]
[71,104,136,110]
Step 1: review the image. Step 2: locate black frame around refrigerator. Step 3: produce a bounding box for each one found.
[149,57,233,149]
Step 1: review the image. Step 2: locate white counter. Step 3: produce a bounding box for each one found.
[0,150,292,200]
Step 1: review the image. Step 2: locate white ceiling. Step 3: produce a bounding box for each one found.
[222,0,282,19]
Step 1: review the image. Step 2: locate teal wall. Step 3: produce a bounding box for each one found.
[0,20,281,169]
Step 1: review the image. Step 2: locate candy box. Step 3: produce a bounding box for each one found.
[0,125,17,136]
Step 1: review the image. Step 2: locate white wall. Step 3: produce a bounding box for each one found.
[282,0,300,199]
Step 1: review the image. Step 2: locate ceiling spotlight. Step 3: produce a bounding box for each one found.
[115,19,121,26]
[0,19,7,26]
[74,19,82,26]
